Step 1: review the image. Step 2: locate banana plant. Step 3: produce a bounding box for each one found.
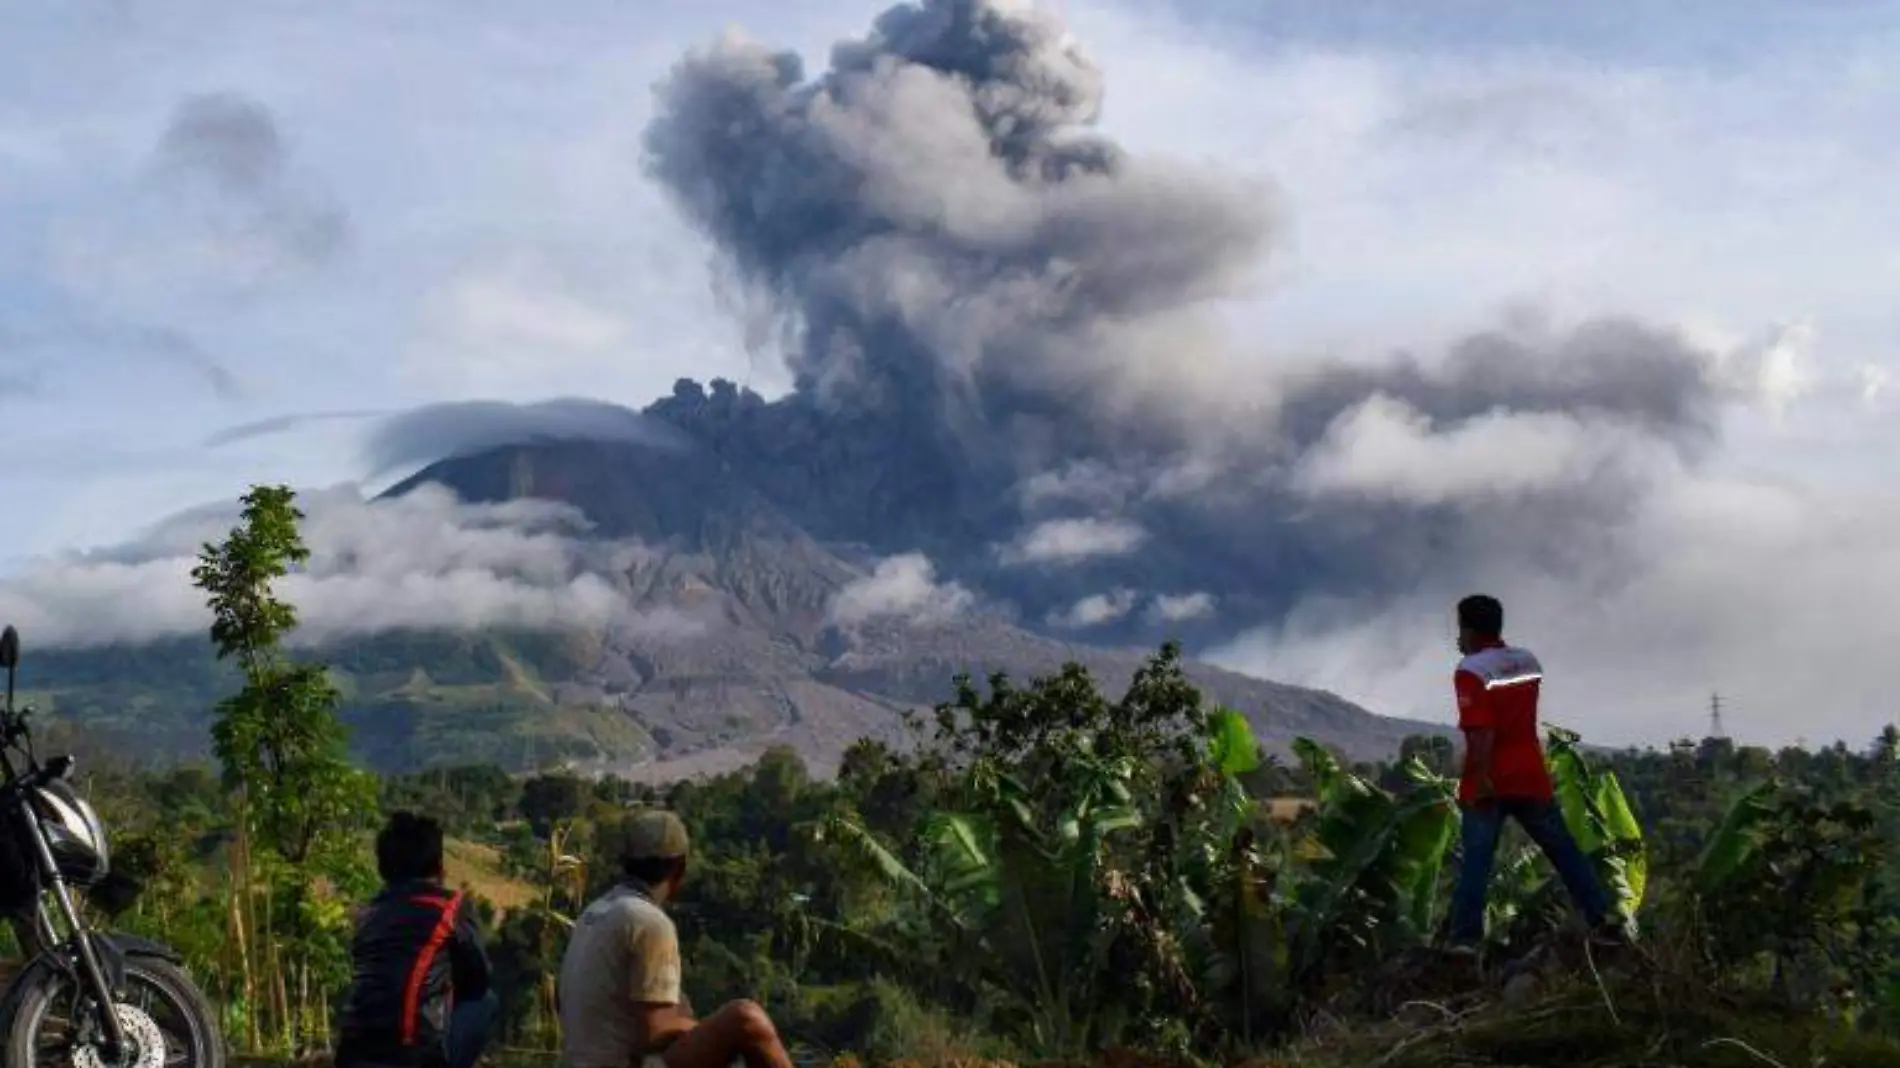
[1285,739,1458,985]
[1176,710,1290,1045]
[818,742,1151,1055]
[1482,840,1554,940]
[1546,726,1648,921]
[1693,778,1778,896]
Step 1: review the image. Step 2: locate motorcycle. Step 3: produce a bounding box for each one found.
[0,625,223,1068]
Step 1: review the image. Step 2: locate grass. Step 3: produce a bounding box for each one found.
[442,837,539,914]
[1274,976,1900,1068]
[225,985,1900,1068]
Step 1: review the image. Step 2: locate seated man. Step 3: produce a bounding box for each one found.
[557,809,793,1068]
[336,812,496,1068]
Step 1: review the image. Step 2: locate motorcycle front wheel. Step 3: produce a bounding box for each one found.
[5,955,224,1068]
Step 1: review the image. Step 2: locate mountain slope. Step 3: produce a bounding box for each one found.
[17,405,1451,776]
[18,608,1439,776]
[370,432,1444,773]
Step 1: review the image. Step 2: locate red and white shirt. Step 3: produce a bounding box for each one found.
[1454,638,1553,804]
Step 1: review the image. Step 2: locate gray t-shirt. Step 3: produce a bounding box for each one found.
[558,885,682,1068]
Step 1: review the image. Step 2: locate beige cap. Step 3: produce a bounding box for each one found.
[615,808,690,861]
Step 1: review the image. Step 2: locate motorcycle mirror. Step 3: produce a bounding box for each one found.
[0,625,15,715]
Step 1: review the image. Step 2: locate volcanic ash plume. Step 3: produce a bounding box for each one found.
[641,0,1738,636]
[642,0,1272,450]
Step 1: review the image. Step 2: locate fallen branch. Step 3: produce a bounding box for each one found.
[1393,999,1460,1023]
[1582,939,1622,1027]
[1366,1002,1582,1068]
[1702,1037,1792,1068]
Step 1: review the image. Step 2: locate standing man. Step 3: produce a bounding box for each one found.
[336,812,496,1068]
[1445,594,1619,955]
[557,809,794,1068]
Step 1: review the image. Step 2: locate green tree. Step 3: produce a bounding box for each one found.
[192,484,375,1053]
[519,772,591,835]
[193,485,371,866]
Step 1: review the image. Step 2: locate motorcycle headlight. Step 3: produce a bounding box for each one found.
[69,795,109,874]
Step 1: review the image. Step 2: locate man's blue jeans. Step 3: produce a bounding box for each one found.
[336,992,495,1068]
[338,988,494,1064]
[446,991,498,1068]
[1448,797,1611,946]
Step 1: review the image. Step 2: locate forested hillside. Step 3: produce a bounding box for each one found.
[47,654,1900,1068]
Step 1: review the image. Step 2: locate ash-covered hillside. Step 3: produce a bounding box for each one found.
[361,431,1442,776]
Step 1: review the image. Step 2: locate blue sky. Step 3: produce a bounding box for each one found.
[1,0,1896,746]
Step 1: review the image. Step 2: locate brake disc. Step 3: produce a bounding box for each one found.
[71,1003,168,1068]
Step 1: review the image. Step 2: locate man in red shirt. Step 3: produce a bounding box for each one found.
[1446,594,1615,955]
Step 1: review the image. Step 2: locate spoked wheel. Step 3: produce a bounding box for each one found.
[6,956,222,1068]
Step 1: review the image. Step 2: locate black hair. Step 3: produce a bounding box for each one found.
[621,854,687,887]
[376,811,445,884]
[1457,594,1504,637]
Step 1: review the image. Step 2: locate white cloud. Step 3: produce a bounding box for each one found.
[1000,517,1150,565]
[1208,467,1900,750]
[1862,364,1889,407]
[1016,461,1141,511]
[1751,320,1816,424]
[827,553,974,626]
[1287,394,1644,506]
[0,482,689,648]
[1148,591,1216,624]
[1691,319,1821,425]
[1059,0,1900,400]
[418,258,634,381]
[1049,589,1138,629]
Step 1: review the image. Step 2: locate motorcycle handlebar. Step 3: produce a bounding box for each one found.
[0,753,72,798]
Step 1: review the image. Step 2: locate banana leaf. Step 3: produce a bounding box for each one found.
[1592,771,1648,908]
[1207,708,1262,775]
[1288,739,1458,977]
[1694,779,1778,894]
[923,812,1003,908]
[822,814,937,901]
[1391,760,1460,930]
[1546,726,1648,916]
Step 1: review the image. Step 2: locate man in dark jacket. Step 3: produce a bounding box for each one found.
[336,812,495,1068]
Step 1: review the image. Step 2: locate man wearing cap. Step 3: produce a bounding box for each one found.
[557,809,793,1068]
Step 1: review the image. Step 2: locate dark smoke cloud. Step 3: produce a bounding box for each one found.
[16,96,340,399]
[643,0,1271,453]
[632,0,1736,643]
[118,324,244,400]
[151,92,349,269]
[1,317,241,400]
[1271,319,1723,454]
[158,93,287,196]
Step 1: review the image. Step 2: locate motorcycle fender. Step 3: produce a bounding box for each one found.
[9,932,179,998]
[96,931,183,965]
[92,932,185,993]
